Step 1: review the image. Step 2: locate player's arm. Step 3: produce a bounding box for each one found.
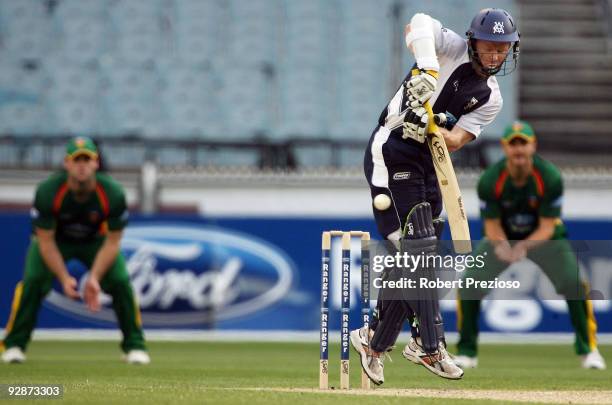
[511,217,556,261]
[521,218,556,243]
[84,230,122,312]
[479,173,515,262]
[89,229,122,280]
[438,126,475,152]
[36,228,80,299]
[513,171,563,258]
[483,218,515,263]
[483,218,508,241]
[84,183,129,311]
[31,182,80,299]
[404,14,439,107]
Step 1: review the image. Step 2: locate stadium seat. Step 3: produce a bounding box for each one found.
[171,0,222,20]
[0,0,46,22]
[276,67,330,138]
[226,0,280,66]
[100,63,158,136]
[57,18,108,65]
[53,0,108,19]
[0,61,46,142]
[0,61,47,95]
[42,61,101,135]
[108,0,165,65]
[110,17,164,66]
[0,102,47,136]
[2,16,53,61]
[108,0,161,21]
[158,64,224,138]
[219,67,270,139]
[44,63,100,103]
[48,101,101,135]
[173,21,219,66]
[169,0,224,66]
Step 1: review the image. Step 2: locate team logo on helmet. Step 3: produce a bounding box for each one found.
[493,21,505,34]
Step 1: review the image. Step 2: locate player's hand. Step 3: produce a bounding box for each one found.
[433,111,458,130]
[406,69,438,108]
[84,276,101,312]
[61,276,80,300]
[494,241,515,263]
[403,108,449,142]
[403,106,431,142]
[510,242,528,262]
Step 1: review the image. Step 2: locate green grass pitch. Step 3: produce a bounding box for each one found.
[2,341,611,404]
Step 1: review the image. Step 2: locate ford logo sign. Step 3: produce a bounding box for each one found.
[45,224,294,326]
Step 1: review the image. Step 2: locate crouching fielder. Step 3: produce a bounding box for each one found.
[455,121,606,371]
[350,8,520,384]
[1,137,149,365]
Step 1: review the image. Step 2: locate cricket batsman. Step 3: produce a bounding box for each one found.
[350,8,520,384]
[1,137,150,365]
[454,121,606,370]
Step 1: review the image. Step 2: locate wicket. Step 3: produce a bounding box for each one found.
[319,230,371,390]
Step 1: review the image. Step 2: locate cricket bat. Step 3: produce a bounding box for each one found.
[423,102,472,254]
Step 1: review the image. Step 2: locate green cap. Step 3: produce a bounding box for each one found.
[502,120,536,143]
[65,136,98,159]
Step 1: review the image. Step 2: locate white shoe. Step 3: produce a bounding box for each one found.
[402,337,464,380]
[453,354,478,369]
[367,354,385,385]
[402,336,425,365]
[2,347,26,364]
[581,349,606,370]
[350,327,384,385]
[124,350,150,365]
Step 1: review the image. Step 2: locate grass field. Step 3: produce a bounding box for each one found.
[2,341,611,404]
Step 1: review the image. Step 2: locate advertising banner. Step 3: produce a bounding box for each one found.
[0,213,611,333]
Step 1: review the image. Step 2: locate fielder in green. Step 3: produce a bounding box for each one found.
[1,137,149,365]
[454,121,606,370]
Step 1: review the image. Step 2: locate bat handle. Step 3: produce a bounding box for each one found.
[424,102,441,135]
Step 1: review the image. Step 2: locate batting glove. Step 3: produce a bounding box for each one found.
[403,106,429,143]
[403,109,453,143]
[406,69,438,108]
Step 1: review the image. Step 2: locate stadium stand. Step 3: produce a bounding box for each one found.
[518,0,612,153]
[8,0,611,170]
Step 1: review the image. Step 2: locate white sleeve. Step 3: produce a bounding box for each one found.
[430,18,469,61]
[406,13,439,71]
[456,84,503,138]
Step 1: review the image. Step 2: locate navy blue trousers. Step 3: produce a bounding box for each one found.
[363,125,444,353]
[364,126,442,238]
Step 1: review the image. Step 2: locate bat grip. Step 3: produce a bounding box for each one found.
[424,102,441,135]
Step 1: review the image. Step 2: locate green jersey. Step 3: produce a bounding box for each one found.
[478,155,566,240]
[31,171,128,243]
